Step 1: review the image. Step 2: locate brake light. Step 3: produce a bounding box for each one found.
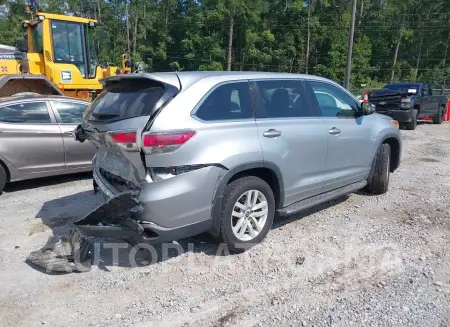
[109,131,139,151]
[111,132,137,144]
[142,130,196,154]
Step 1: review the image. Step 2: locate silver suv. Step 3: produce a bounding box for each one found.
[74,72,402,253]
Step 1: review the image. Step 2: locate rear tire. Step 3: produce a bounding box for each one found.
[405,109,418,130]
[0,165,6,194]
[365,143,391,195]
[218,176,275,254]
[432,107,444,124]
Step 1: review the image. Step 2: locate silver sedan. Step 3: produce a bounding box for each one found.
[0,95,96,193]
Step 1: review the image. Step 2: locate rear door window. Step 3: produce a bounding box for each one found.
[193,82,253,121]
[0,102,51,123]
[87,78,166,121]
[52,101,88,124]
[253,79,315,118]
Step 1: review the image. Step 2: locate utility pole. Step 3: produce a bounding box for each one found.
[344,0,357,90]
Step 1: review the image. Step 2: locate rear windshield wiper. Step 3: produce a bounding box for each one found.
[91,113,120,120]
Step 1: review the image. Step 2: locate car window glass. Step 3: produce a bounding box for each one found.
[53,101,88,124]
[0,102,51,123]
[52,20,86,77]
[194,82,252,121]
[255,79,314,118]
[88,79,165,121]
[308,81,359,118]
[230,90,241,113]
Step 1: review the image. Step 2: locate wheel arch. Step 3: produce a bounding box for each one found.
[413,103,421,116]
[210,162,284,236]
[0,158,11,182]
[383,137,401,172]
[368,134,401,182]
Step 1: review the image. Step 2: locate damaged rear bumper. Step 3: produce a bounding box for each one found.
[76,188,211,244]
[28,164,217,272]
[28,191,210,272]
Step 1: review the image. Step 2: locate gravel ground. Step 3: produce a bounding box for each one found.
[1,122,450,327]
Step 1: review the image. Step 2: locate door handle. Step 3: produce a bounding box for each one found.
[263,129,282,138]
[328,127,342,135]
[64,131,74,137]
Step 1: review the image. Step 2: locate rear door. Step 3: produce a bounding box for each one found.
[50,100,96,169]
[305,80,373,191]
[81,76,179,189]
[0,100,65,174]
[252,79,328,206]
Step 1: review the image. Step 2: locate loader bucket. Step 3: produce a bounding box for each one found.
[0,74,63,97]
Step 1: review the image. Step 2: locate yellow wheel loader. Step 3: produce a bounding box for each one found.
[0,5,137,101]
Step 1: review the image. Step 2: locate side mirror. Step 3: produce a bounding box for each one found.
[16,39,28,53]
[361,102,376,115]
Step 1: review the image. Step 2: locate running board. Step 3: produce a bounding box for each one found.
[277,180,367,217]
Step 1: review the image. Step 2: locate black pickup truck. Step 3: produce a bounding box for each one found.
[368,82,448,130]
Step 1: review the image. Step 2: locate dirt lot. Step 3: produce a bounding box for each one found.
[1,122,450,327]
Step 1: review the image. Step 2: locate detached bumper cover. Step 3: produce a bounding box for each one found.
[27,229,92,272]
[27,192,140,272]
[28,191,211,272]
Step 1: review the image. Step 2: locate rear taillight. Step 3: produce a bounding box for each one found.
[142,130,196,154]
[109,131,139,151]
[111,132,137,144]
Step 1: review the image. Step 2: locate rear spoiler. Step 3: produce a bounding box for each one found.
[99,73,181,91]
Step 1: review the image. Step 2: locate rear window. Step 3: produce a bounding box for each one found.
[88,79,165,121]
[193,82,253,121]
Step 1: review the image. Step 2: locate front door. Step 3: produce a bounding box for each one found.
[305,80,374,192]
[251,79,328,207]
[0,101,65,174]
[50,100,96,169]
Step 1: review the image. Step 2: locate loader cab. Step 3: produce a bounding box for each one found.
[23,13,104,96]
[50,19,99,79]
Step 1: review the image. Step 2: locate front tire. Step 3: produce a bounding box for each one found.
[432,107,444,124]
[366,143,391,195]
[218,176,275,254]
[405,109,418,130]
[0,165,6,194]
